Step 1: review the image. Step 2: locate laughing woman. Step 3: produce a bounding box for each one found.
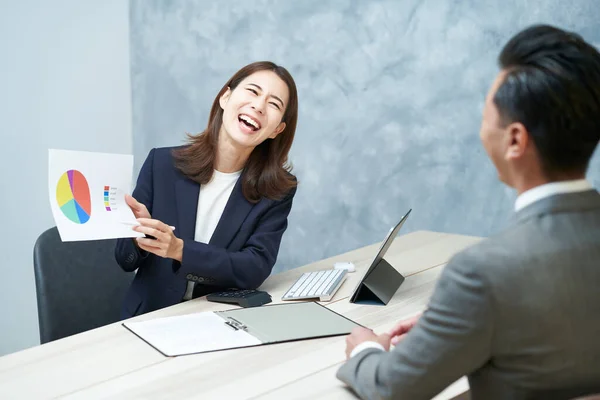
[115,61,298,319]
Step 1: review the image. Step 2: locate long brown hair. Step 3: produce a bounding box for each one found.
[173,61,298,203]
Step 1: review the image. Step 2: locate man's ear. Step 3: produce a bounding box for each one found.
[504,122,528,161]
[219,88,232,110]
[270,122,286,139]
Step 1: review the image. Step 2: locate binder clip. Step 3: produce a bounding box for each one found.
[225,317,248,331]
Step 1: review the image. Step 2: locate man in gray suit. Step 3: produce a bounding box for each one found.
[337,24,600,400]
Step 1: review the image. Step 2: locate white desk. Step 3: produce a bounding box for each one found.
[0,231,481,399]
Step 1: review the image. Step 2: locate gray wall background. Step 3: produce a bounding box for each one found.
[130,0,600,273]
[0,0,132,356]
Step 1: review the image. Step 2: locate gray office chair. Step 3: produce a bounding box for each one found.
[33,227,133,343]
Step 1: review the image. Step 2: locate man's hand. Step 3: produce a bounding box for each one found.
[345,327,392,359]
[388,313,422,345]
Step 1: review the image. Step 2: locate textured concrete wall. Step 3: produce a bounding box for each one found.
[130,0,600,272]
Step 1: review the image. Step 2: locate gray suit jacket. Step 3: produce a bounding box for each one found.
[337,190,600,400]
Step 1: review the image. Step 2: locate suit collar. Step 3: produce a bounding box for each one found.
[513,189,600,224]
[175,176,200,241]
[514,179,593,212]
[209,176,254,248]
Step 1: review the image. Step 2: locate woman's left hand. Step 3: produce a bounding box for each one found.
[133,218,183,262]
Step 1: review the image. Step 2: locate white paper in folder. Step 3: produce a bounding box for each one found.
[123,302,361,357]
[125,312,261,356]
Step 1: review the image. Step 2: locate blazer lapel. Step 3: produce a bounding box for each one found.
[175,177,200,240]
[209,177,254,248]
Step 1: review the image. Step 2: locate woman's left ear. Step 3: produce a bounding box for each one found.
[219,88,232,110]
[270,122,286,139]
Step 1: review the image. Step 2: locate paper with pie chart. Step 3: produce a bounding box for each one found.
[49,149,144,242]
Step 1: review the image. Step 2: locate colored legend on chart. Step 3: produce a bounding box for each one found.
[56,170,92,224]
[104,186,119,211]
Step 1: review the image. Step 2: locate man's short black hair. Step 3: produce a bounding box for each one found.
[495,24,600,176]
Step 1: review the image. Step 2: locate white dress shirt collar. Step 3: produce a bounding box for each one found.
[514,179,593,212]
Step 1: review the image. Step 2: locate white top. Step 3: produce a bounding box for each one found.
[351,179,594,358]
[514,179,593,212]
[194,169,243,243]
[183,169,242,301]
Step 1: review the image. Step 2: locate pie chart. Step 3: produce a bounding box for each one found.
[56,170,92,224]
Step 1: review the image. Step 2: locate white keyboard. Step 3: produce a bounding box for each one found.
[282,269,348,301]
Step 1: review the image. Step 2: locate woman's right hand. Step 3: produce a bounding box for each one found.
[125,194,151,219]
